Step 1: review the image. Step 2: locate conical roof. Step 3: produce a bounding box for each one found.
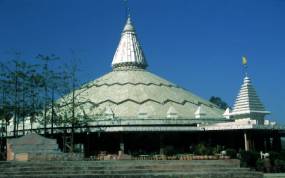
[231,76,270,116]
[56,16,225,126]
[112,16,147,70]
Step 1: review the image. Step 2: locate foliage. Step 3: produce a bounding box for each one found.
[194,143,211,155]
[209,96,229,110]
[239,150,259,168]
[0,52,82,139]
[269,151,280,165]
[213,145,223,155]
[274,159,285,172]
[226,148,237,159]
[164,146,177,156]
[279,150,285,160]
[256,159,266,172]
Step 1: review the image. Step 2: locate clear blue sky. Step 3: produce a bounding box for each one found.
[0,0,284,123]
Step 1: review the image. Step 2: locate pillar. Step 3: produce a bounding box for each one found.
[244,132,249,151]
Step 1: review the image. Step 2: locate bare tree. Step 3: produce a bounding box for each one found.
[37,54,59,135]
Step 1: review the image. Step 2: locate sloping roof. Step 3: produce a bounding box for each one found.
[231,76,270,116]
[58,69,224,120]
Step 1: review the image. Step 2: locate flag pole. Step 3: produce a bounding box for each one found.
[242,56,248,77]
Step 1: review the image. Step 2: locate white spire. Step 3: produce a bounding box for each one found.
[231,76,270,119]
[112,16,148,70]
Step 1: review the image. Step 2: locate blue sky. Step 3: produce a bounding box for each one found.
[0,0,284,123]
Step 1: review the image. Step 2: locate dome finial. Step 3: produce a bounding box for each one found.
[122,0,134,33]
[123,15,135,32]
[124,0,131,20]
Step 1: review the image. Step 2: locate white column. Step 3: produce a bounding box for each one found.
[244,132,249,151]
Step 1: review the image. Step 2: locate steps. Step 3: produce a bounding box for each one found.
[0,160,263,178]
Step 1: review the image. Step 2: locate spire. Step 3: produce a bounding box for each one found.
[112,16,148,70]
[231,75,270,120]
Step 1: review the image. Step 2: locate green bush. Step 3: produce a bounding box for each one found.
[164,146,176,156]
[256,159,265,172]
[226,149,237,159]
[269,151,280,164]
[278,150,285,160]
[240,150,259,168]
[213,145,223,155]
[257,158,272,173]
[194,144,208,155]
[274,159,285,172]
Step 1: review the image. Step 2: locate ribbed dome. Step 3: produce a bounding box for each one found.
[57,69,224,121]
[55,16,225,126]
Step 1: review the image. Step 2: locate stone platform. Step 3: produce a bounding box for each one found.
[6,133,83,161]
[0,159,263,178]
[7,133,61,161]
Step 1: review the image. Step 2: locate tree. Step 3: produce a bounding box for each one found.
[209,96,229,110]
[0,52,84,144]
[60,60,80,153]
[55,52,86,152]
[37,54,59,135]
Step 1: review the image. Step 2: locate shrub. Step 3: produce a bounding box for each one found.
[206,147,214,155]
[213,145,223,155]
[278,150,285,160]
[226,149,237,159]
[256,159,265,172]
[194,144,208,155]
[274,159,285,172]
[239,150,259,168]
[269,151,280,164]
[164,146,176,156]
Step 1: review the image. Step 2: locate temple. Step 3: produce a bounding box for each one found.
[4,16,285,156]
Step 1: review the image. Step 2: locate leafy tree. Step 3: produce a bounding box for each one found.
[209,96,229,110]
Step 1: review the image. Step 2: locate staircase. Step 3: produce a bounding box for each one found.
[0,159,263,178]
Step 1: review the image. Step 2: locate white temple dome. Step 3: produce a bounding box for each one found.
[56,17,225,125]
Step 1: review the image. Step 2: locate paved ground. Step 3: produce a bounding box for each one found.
[0,160,263,178]
[264,173,285,178]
